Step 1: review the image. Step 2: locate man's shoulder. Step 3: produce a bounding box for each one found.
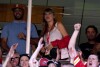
[3,23,12,28]
[79,42,89,48]
[31,24,37,29]
[31,23,35,26]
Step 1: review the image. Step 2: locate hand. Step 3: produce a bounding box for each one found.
[45,44,53,51]
[32,59,39,67]
[74,23,81,31]
[30,58,39,67]
[8,43,18,58]
[38,37,44,49]
[41,47,46,53]
[18,32,26,39]
[45,44,53,55]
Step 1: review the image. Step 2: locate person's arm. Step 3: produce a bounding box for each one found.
[1,25,10,52]
[3,43,18,67]
[1,38,9,52]
[50,35,70,49]
[17,32,39,46]
[68,24,85,67]
[55,48,60,62]
[68,23,81,64]
[29,37,44,67]
[45,22,70,50]
[57,22,69,37]
[68,23,81,49]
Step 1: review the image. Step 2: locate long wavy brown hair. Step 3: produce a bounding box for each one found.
[41,8,57,37]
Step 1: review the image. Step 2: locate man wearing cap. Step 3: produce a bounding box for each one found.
[1,4,38,54]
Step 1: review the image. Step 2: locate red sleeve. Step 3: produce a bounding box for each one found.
[51,35,70,49]
[74,56,86,67]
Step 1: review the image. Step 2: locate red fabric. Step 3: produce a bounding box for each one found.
[51,35,70,49]
[39,58,49,66]
[74,56,86,67]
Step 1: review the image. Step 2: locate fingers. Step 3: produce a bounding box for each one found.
[10,43,18,52]
[18,32,26,39]
[45,45,49,51]
[45,44,53,50]
[74,23,81,30]
[38,37,43,45]
[13,43,18,49]
[41,47,46,53]
[8,43,18,58]
[38,37,44,49]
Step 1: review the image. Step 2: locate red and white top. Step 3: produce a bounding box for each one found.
[44,23,62,46]
[74,55,87,67]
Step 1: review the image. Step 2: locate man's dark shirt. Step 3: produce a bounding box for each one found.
[79,42,94,60]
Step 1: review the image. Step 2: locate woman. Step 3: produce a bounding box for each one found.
[19,54,30,67]
[29,37,61,67]
[41,8,70,59]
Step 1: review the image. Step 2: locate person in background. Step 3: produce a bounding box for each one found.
[87,54,99,67]
[68,23,100,67]
[19,54,30,67]
[79,25,98,60]
[92,33,100,61]
[40,8,70,60]
[47,61,57,67]
[1,4,38,54]
[3,43,18,67]
[47,60,61,67]
[10,52,20,67]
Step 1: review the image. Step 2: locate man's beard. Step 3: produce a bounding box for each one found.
[14,15,24,20]
[87,36,96,41]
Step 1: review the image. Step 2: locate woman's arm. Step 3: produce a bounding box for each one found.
[57,22,69,37]
[45,22,70,50]
[55,48,60,61]
[29,37,44,67]
[68,23,81,49]
[3,43,18,67]
[68,23,81,63]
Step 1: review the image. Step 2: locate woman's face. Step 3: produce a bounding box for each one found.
[20,56,29,67]
[10,53,20,67]
[87,55,99,67]
[44,12,54,22]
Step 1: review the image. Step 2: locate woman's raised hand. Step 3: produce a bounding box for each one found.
[74,23,81,31]
[8,43,18,58]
